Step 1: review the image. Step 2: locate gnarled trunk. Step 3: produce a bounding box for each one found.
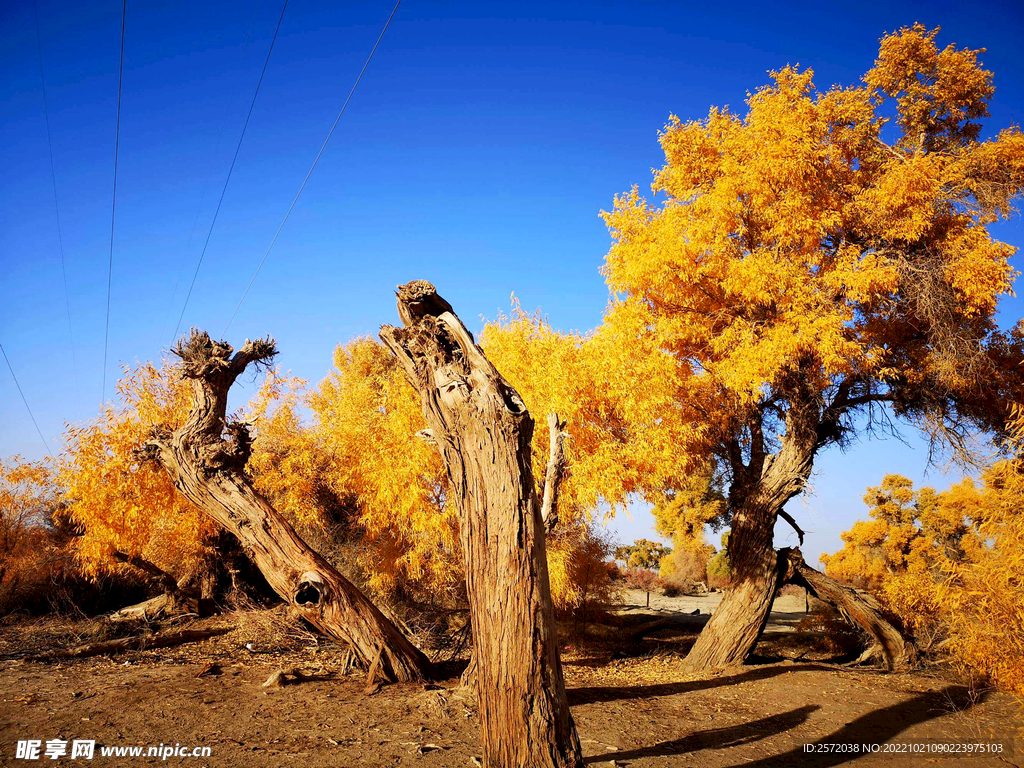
[140,331,429,683]
[779,547,917,670]
[686,397,819,670]
[381,281,583,768]
[684,501,780,670]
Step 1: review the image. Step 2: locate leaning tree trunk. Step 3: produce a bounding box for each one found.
[685,401,820,671]
[684,498,781,670]
[779,547,917,670]
[381,281,583,768]
[139,331,430,683]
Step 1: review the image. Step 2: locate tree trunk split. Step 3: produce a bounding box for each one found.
[779,547,917,671]
[381,280,583,768]
[139,331,430,684]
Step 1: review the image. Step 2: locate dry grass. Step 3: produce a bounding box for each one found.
[229,597,322,653]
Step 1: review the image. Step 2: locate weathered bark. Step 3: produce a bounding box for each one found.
[139,331,430,683]
[29,626,234,661]
[462,413,567,695]
[381,280,583,768]
[779,547,917,671]
[685,395,819,671]
[540,413,568,532]
[684,504,780,670]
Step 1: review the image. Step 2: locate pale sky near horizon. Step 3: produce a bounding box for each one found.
[3,0,1022,565]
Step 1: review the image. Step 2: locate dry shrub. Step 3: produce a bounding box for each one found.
[231,598,321,653]
[778,583,808,599]
[624,568,660,599]
[659,544,712,598]
[548,522,620,618]
[796,605,863,656]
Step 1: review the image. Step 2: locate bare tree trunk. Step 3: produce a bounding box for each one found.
[540,413,568,532]
[139,331,429,683]
[779,547,917,670]
[381,280,583,768]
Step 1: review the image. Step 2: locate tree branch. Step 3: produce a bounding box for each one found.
[110,550,180,594]
[777,509,805,546]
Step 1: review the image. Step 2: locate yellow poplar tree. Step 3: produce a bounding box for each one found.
[60,362,216,585]
[306,339,462,600]
[824,411,1024,694]
[599,24,1024,669]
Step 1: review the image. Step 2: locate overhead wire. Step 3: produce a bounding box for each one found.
[170,0,290,344]
[101,0,127,404]
[164,0,264,333]
[33,0,81,410]
[1,343,53,457]
[222,0,402,335]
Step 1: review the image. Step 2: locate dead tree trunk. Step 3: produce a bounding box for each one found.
[381,281,583,768]
[462,411,568,694]
[779,547,917,670]
[139,330,430,683]
[540,413,568,532]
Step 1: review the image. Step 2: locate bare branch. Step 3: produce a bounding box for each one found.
[777,509,805,546]
[110,550,180,594]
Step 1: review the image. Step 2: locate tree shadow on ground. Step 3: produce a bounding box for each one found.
[568,663,826,706]
[584,705,820,764]
[722,685,987,768]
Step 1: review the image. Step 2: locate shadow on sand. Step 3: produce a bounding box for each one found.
[569,663,827,706]
[580,675,985,767]
[583,705,820,763]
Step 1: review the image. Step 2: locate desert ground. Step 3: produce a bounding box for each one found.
[1,591,1020,767]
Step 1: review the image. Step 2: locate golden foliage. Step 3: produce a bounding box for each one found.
[598,25,1023,494]
[0,455,57,556]
[306,339,461,599]
[59,362,216,582]
[823,412,1024,693]
[546,522,619,611]
[0,457,60,608]
[482,300,677,520]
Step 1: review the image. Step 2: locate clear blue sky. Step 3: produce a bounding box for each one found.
[3,0,1023,564]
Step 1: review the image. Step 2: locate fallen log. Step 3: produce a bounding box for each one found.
[28,626,235,661]
[622,613,705,642]
[778,547,917,671]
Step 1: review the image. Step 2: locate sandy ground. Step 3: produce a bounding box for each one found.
[0,592,1020,767]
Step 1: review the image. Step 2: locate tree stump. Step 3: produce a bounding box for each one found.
[381,281,583,768]
[140,330,430,683]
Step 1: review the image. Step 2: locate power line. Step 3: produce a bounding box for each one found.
[223,0,402,336]
[102,0,127,404]
[1,343,53,457]
[33,0,81,409]
[164,0,263,332]
[170,0,290,344]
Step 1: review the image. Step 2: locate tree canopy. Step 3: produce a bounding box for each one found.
[600,23,1024,500]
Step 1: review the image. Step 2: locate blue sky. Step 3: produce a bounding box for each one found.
[2,0,1022,564]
